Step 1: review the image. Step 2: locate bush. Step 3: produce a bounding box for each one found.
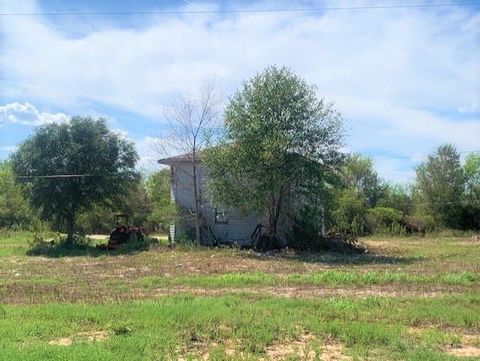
[366,207,406,235]
[331,188,368,236]
[404,215,436,235]
[287,206,324,251]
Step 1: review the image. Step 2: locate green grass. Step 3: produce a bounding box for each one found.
[1,231,479,359]
[135,270,479,289]
[1,294,479,361]
[0,230,39,256]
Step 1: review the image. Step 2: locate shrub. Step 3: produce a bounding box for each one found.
[404,215,436,235]
[331,188,368,236]
[366,207,406,235]
[287,206,324,251]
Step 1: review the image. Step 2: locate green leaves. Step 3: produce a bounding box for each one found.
[10,116,138,239]
[414,144,465,228]
[145,170,176,227]
[206,66,345,245]
[0,160,37,229]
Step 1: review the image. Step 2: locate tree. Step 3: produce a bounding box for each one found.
[461,153,480,229]
[331,187,367,236]
[206,66,344,250]
[464,153,480,200]
[343,154,386,207]
[11,116,138,243]
[145,170,176,231]
[0,160,37,229]
[414,144,465,228]
[162,79,220,245]
[378,183,412,216]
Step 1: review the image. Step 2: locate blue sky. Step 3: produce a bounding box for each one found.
[1,0,479,182]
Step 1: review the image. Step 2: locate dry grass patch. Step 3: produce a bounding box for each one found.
[407,326,480,358]
[262,333,351,361]
[48,330,109,346]
[444,333,480,358]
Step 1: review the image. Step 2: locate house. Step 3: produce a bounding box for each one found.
[159,152,322,247]
[158,153,263,247]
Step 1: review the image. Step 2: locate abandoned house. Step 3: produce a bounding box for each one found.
[159,152,322,247]
[159,153,260,246]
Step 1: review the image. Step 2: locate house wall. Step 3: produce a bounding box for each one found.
[170,161,262,246]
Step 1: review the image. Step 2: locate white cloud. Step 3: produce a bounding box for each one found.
[0,146,17,153]
[0,102,69,126]
[371,157,416,184]
[134,136,165,171]
[112,128,129,139]
[2,2,478,117]
[1,0,479,181]
[339,96,480,155]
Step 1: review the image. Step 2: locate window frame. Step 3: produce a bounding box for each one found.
[214,208,228,224]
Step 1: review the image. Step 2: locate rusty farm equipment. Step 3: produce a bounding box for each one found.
[98,214,148,250]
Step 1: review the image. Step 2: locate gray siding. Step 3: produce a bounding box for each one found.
[203,207,261,246]
[170,161,261,245]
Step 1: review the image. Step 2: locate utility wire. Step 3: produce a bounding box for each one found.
[10,149,480,179]
[12,173,480,205]
[14,173,136,179]
[379,199,480,206]
[1,2,479,16]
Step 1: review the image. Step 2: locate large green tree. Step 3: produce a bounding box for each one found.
[11,116,138,243]
[205,66,344,249]
[414,144,465,228]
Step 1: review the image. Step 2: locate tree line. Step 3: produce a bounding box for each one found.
[0,66,478,249]
[0,157,175,238]
[327,146,479,239]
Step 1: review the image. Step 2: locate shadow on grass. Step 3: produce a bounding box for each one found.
[241,249,421,265]
[26,239,158,258]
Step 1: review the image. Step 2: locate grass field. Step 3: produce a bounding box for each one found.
[0,232,479,360]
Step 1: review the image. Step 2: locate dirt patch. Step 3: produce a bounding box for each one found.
[261,333,351,361]
[48,330,109,346]
[48,337,72,346]
[177,342,210,361]
[319,342,351,361]
[445,333,480,358]
[263,333,316,360]
[445,345,480,357]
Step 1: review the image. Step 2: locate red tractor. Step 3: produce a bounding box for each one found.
[102,214,147,249]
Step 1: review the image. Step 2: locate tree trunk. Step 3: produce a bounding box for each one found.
[265,189,284,251]
[192,161,202,245]
[66,215,75,245]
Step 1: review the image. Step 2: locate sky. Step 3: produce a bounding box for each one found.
[0,0,479,183]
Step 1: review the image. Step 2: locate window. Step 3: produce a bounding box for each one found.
[215,208,228,224]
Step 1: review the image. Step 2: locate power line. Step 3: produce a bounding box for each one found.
[14,173,136,179]
[1,2,479,16]
[381,199,480,206]
[9,149,480,179]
